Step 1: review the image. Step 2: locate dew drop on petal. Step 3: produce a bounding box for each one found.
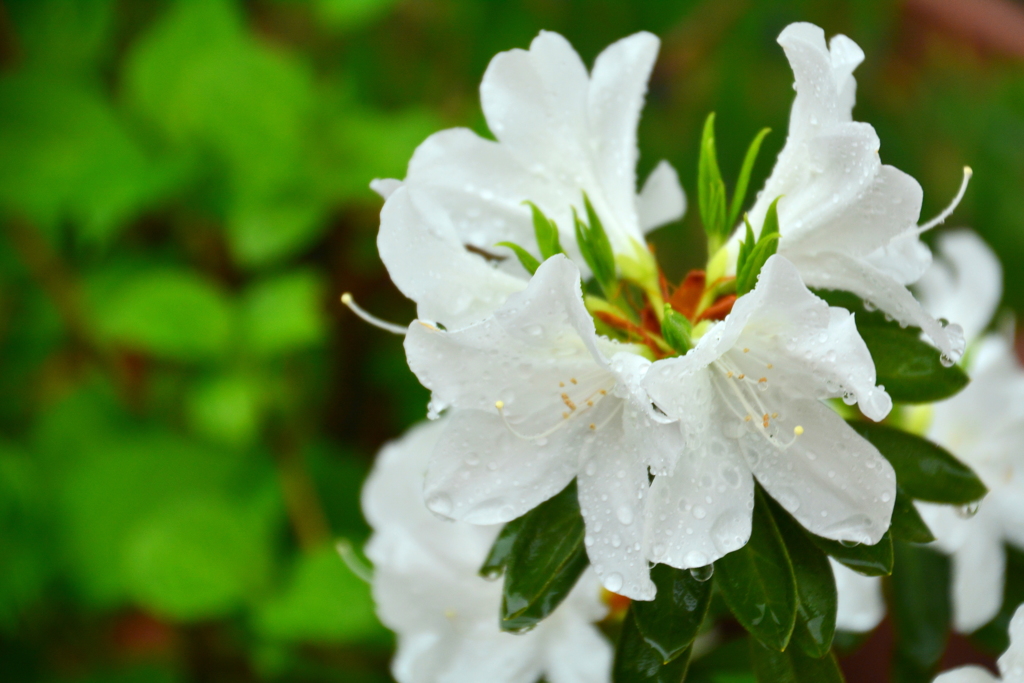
[605,573,624,593]
[689,564,714,582]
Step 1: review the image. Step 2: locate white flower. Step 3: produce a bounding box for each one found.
[725,22,964,362]
[832,559,885,633]
[376,30,685,331]
[404,255,681,600]
[933,603,1024,682]
[642,255,896,569]
[363,416,612,683]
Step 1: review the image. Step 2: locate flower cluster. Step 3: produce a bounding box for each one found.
[350,19,1019,683]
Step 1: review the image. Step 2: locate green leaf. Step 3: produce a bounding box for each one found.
[698,112,728,250]
[750,638,845,683]
[810,530,894,577]
[728,127,772,228]
[501,480,589,632]
[123,497,272,621]
[632,563,713,664]
[479,516,525,579]
[254,545,384,643]
[736,227,779,296]
[573,198,616,297]
[6,0,115,78]
[848,421,987,504]
[91,268,234,362]
[890,541,951,681]
[890,489,935,544]
[495,241,541,276]
[661,307,694,355]
[686,636,754,683]
[310,0,399,31]
[613,606,693,683]
[241,270,326,357]
[227,198,327,269]
[526,201,564,260]
[186,373,264,448]
[858,327,969,403]
[715,489,798,651]
[972,545,1024,655]
[766,497,837,659]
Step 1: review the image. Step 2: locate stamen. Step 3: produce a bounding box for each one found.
[758,377,767,383]
[916,166,972,234]
[589,423,596,430]
[340,293,408,335]
[559,381,565,387]
[766,363,773,369]
[336,539,374,583]
[737,374,745,380]
[743,348,750,353]
[561,393,577,411]
[727,371,734,378]
[794,425,804,436]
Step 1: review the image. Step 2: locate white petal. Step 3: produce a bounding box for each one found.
[863,231,932,286]
[404,255,613,422]
[637,160,686,232]
[778,23,862,133]
[644,372,756,569]
[610,351,683,476]
[378,186,527,330]
[951,527,1006,633]
[933,666,1000,683]
[832,559,885,632]
[543,621,613,683]
[998,604,1024,679]
[577,419,656,600]
[742,397,895,545]
[371,177,402,200]
[439,632,545,683]
[916,230,1003,344]
[587,31,660,241]
[424,409,578,524]
[792,250,966,362]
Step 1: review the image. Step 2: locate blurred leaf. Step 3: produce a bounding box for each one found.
[715,489,797,651]
[91,268,234,361]
[750,638,845,683]
[858,327,969,404]
[686,637,754,683]
[0,74,179,243]
[124,496,271,621]
[241,270,326,357]
[311,0,398,31]
[255,545,382,643]
[6,0,115,77]
[890,542,951,682]
[810,531,894,577]
[501,480,589,633]
[890,489,935,544]
[187,373,264,447]
[631,563,712,664]
[848,421,987,504]
[972,545,1024,655]
[305,442,370,539]
[613,606,693,683]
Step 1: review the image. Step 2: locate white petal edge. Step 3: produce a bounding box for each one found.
[637,160,686,233]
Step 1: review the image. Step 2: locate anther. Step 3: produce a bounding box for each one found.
[738,374,745,380]
[571,378,578,385]
[744,415,752,422]
[589,423,596,430]
[743,348,750,353]
[586,400,594,407]
[727,371,734,378]
[495,400,505,410]
[794,425,804,436]
[767,363,773,369]
[758,377,767,383]
[341,293,409,335]
[599,390,607,395]
[559,381,565,387]
[916,166,972,234]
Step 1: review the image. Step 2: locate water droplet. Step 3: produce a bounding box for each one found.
[616,506,634,525]
[690,564,715,582]
[605,573,624,592]
[427,493,452,516]
[956,501,980,519]
[692,506,707,520]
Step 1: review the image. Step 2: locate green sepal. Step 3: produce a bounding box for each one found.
[495,241,541,276]
[750,638,846,683]
[728,127,772,229]
[698,112,728,253]
[857,327,969,403]
[890,541,951,681]
[735,198,781,296]
[574,195,616,297]
[737,216,756,278]
[500,480,589,633]
[715,488,798,651]
[889,489,936,544]
[613,606,693,683]
[631,563,713,664]
[525,201,564,260]
[660,306,694,355]
[810,530,894,577]
[765,496,838,659]
[479,515,525,579]
[847,421,987,504]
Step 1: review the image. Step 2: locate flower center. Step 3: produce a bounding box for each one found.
[710,350,803,450]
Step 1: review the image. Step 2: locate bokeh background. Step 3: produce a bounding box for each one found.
[1,0,1023,681]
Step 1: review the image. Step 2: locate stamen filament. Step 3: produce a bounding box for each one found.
[336,539,374,583]
[341,293,408,335]
[916,166,972,234]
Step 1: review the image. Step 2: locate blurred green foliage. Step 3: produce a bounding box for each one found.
[0,0,1021,681]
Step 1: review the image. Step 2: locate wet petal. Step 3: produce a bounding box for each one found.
[950,525,1006,633]
[832,559,885,632]
[636,160,686,232]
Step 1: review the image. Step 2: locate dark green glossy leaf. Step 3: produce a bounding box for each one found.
[685,636,754,683]
[750,638,845,683]
[848,421,987,504]
[810,530,893,577]
[890,489,935,544]
[812,289,906,329]
[525,201,563,260]
[501,480,588,633]
[495,241,540,275]
[890,542,951,682]
[715,489,797,651]
[632,563,713,664]
[613,606,692,683]
[766,497,837,658]
[479,516,525,579]
[728,127,772,228]
[858,327,969,403]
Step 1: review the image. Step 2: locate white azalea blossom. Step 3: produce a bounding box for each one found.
[933,604,1024,683]
[376,30,685,331]
[832,559,885,633]
[725,22,965,362]
[404,255,682,600]
[642,255,896,569]
[363,416,612,683]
